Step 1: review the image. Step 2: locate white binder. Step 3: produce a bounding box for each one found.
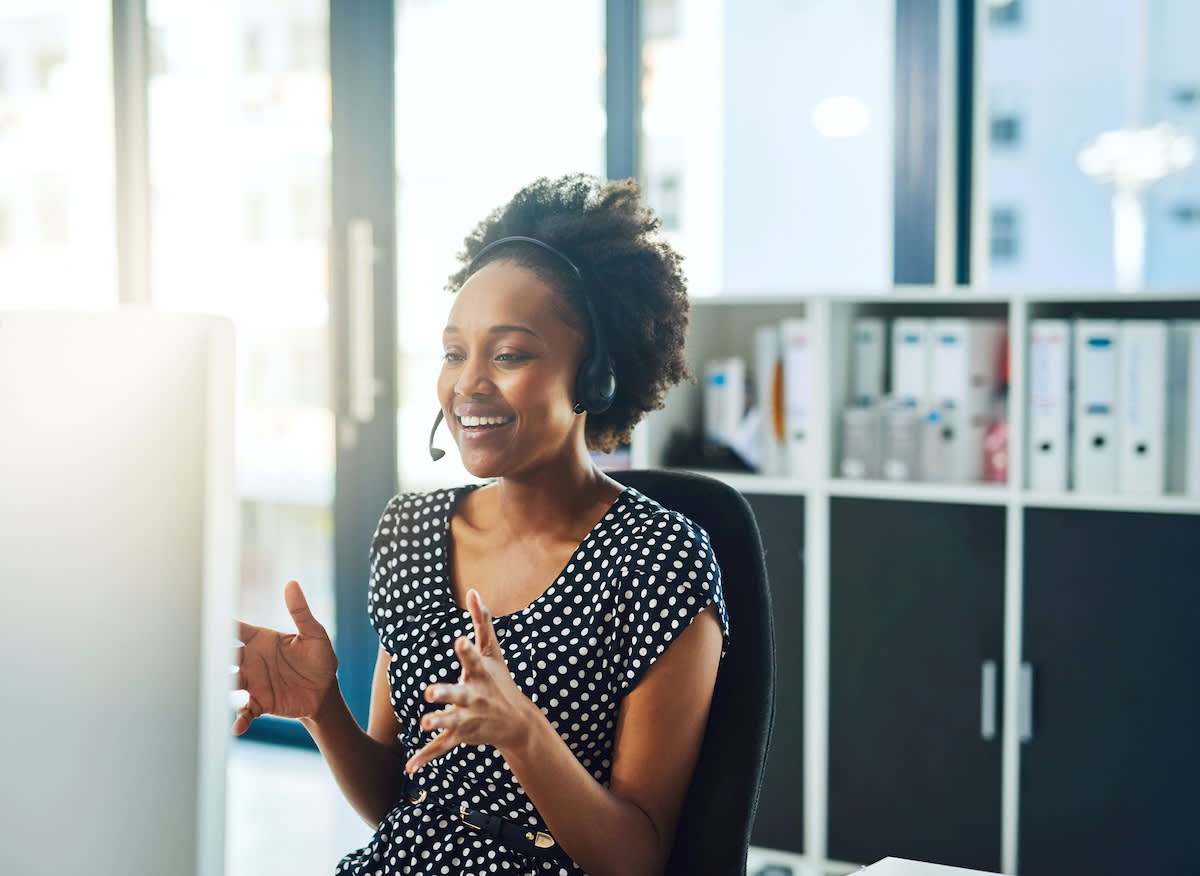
[1189,322,1200,497]
[1117,320,1167,495]
[781,318,813,481]
[704,356,746,448]
[754,325,788,476]
[852,317,887,407]
[1028,319,1071,491]
[1166,321,1200,496]
[1072,319,1119,493]
[891,317,933,408]
[929,318,1005,482]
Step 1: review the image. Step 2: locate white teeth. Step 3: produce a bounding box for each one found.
[459,415,512,427]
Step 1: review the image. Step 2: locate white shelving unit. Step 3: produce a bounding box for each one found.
[630,288,1200,875]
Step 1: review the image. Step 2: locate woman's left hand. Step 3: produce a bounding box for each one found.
[406,588,536,774]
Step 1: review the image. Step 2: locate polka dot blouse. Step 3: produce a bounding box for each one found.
[336,484,729,875]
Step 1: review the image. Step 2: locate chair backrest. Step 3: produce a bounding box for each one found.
[610,469,777,876]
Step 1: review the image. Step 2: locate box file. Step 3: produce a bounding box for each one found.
[704,356,747,449]
[1188,322,1200,497]
[852,317,887,407]
[1117,320,1167,495]
[1166,321,1199,496]
[1072,319,1119,493]
[929,318,1006,482]
[781,318,813,480]
[755,325,788,476]
[1028,319,1071,491]
[891,317,933,408]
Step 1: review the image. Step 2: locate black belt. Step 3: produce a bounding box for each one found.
[400,776,569,865]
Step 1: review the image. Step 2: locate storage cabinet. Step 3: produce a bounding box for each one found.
[630,290,1200,874]
[745,493,806,854]
[1019,508,1200,876]
[828,498,1004,872]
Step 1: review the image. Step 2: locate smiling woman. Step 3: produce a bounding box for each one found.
[234,174,729,876]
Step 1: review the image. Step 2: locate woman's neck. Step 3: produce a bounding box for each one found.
[478,463,623,540]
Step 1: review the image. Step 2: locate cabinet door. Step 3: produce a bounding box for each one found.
[745,493,805,854]
[828,498,1005,871]
[1020,509,1200,875]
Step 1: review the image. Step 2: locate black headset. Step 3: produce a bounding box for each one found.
[429,236,617,461]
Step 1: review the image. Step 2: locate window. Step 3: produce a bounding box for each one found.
[990,114,1022,148]
[148,0,334,639]
[37,192,67,247]
[1172,86,1199,107]
[35,48,65,91]
[290,22,323,71]
[990,207,1021,262]
[0,6,116,309]
[1170,204,1200,224]
[243,27,264,74]
[989,0,1023,28]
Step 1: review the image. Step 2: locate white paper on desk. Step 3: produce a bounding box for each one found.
[1117,320,1167,495]
[860,857,1001,875]
[1028,319,1071,491]
[1072,319,1119,494]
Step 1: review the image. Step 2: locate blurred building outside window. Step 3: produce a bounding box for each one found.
[981,0,1200,289]
[393,0,606,492]
[0,0,117,311]
[148,0,334,637]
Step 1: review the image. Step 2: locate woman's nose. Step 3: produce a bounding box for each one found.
[453,357,494,398]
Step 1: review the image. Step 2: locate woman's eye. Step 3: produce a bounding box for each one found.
[495,352,529,363]
[442,351,464,362]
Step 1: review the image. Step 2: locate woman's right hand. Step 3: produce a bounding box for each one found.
[233,579,339,735]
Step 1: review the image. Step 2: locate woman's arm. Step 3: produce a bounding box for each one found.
[236,581,409,827]
[411,590,723,876]
[300,646,409,828]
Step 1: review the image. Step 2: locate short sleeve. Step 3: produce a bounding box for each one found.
[611,509,729,698]
[366,493,409,654]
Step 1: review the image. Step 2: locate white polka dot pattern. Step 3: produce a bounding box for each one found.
[335,485,728,875]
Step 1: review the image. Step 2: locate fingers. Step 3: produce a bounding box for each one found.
[284,579,326,639]
[231,701,260,736]
[466,589,501,659]
[406,730,456,775]
[424,681,470,707]
[236,620,258,645]
[455,635,487,679]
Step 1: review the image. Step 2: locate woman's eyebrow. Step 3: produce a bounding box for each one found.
[443,324,541,339]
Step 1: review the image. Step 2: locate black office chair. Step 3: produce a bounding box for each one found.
[610,468,777,876]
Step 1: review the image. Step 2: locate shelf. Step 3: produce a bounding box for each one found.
[828,478,1011,506]
[666,468,807,496]
[1020,490,1200,516]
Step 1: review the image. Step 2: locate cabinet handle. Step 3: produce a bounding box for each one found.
[980,660,998,741]
[347,218,377,424]
[1018,662,1035,743]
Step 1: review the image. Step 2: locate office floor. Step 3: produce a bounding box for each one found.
[225,739,843,876]
[226,739,373,876]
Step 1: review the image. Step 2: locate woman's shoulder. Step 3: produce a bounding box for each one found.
[374,483,483,535]
[616,487,714,552]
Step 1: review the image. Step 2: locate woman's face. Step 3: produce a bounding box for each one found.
[439,260,588,479]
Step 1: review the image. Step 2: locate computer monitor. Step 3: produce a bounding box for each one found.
[0,309,237,876]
